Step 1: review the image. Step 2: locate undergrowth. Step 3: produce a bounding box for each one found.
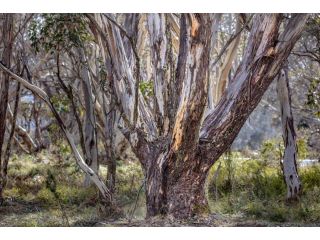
[1,145,145,226]
[1,138,320,226]
[207,138,320,224]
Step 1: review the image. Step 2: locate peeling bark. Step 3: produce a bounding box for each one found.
[200,14,308,167]
[123,13,140,71]
[78,47,99,186]
[87,13,308,219]
[147,14,170,135]
[103,94,117,196]
[277,68,301,200]
[96,14,157,136]
[171,14,211,154]
[145,14,213,218]
[149,14,307,219]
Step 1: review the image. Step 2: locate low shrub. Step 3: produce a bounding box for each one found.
[207,146,320,223]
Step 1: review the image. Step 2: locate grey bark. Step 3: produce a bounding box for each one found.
[0,62,112,203]
[0,14,14,202]
[277,68,301,200]
[0,83,20,198]
[78,47,99,186]
[86,13,308,219]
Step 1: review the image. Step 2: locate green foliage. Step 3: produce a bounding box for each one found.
[97,57,108,92]
[46,169,57,194]
[260,139,283,164]
[3,187,20,199]
[37,170,96,207]
[4,150,92,205]
[267,205,287,222]
[37,187,56,204]
[300,166,320,191]
[116,160,144,204]
[7,154,47,182]
[208,147,320,223]
[1,152,94,227]
[259,137,309,162]
[47,123,60,134]
[139,81,153,98]
[231,158,285,200]
[306,78,320,118]
[50,95,70,114]
[297,138,308,159]
[3,141,320,226]
[56,185,97,205]
[28,14,92,54]
[223,151,236,192]
[56,140,72,155]
[18,219,40,227]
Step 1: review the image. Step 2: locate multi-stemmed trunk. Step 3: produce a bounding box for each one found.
[33,13,306,219]
[87,13,308,218]
[140,14,308,218]
[144,152,210,218]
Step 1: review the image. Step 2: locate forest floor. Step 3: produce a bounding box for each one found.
[1,147,320,227]
[1,200,318,227]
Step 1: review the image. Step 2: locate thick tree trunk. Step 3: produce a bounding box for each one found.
[90,13,308,219]
[145,152,211,218]
[277,69,301,200]
[144,14,308,219]
[144,147,168,217]
[147,13,180,135]
[0,14,14,202]
[166,163,209,218]
[143,14,213,218]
